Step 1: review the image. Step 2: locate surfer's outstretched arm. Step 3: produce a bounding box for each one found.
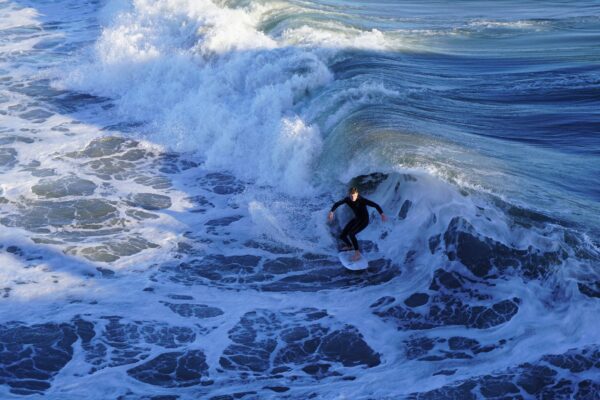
[363,197,388,222]
[328,198,348,221]
[330,198,348,212]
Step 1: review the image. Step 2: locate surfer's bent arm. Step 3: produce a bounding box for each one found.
[364,198,383,214]
[330,198,348,213]
[328,198,347,221]
[364,198,387,222]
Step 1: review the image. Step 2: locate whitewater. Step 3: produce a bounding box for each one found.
[0,0,599,398]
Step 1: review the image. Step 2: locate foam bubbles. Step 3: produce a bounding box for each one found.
[0,2,39,30]
[54,0,339,194]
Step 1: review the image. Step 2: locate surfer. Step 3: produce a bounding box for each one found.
[328,187,387,261]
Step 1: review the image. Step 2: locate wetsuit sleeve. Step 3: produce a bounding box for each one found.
[330,198,348,212]
[363,198,383,214]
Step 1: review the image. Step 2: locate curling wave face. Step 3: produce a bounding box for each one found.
[54,0,600,229]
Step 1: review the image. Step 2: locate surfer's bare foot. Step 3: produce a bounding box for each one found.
[351,251,361,261]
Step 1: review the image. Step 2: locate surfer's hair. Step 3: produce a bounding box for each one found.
[348,187,359,194]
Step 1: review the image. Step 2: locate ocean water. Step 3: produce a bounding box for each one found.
[1,0,599,398]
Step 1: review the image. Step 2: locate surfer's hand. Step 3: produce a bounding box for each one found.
[328,211,334,222]
[381,213,388,222]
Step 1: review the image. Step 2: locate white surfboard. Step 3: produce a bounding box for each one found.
[338,251,369,271]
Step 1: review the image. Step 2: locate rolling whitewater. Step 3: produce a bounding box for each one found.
[0,0,599,398]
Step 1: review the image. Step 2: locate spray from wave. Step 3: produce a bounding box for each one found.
[54,0,405,194]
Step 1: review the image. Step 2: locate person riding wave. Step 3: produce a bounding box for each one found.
[328,187,387,261]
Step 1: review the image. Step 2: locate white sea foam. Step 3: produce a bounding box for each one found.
[50,0,424,195]
[0,2,45,59]
[281,23,392,50]
[468,19,549,30]
[50,0,330,194]
[0,2,39,30]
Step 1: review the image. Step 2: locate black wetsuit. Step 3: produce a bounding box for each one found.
[330,195,383,251]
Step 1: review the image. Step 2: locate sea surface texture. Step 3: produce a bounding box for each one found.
[1,0,599,398]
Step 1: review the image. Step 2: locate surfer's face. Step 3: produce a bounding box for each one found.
[350,192,358,201]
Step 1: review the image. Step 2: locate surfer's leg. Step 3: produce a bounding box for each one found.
[349,232,359,251]
[340,219,358,249]
[348,219,369,251]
